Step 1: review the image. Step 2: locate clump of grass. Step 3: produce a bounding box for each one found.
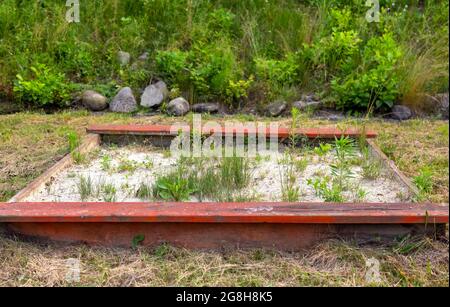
[354,187,368,203]
[362,159,382,180]
[279,152,300,202]
[135,182,153,200]
[77,175,93,201]
[101,154,112,171]
[220,156,251,190]
[67,131,85,164]
[117,159,138,173]
[413,167,433,201]
[314,143,332,158]
[294,158,308,173]
[361,147,382,179]
[101,183,117,202]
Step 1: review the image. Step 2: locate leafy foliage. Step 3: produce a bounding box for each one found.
[13,64,72,107]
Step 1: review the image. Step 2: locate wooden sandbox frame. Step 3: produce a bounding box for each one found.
[0,124,448,250]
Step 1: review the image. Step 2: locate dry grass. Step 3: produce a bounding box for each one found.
[0,111,448,286]
[0,234,447,287]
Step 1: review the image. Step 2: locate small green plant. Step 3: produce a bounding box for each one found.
[220,156,251,190]
[355,187,368,203]
[331,136,356,189]
[294,158,308,173]
[361,149,382,180]
[101,183,117,202]
[14,63,72,107]
[67,132,84,164]
[307,177,344,203]
[279,152,301,202]
[100,154,112,171]
[141,157,154,169]
[413,167,433,201]
[135,182,153,200]
[118,159,138,173]
[77,175,93,201]
[314,143,333,157]
[153,163,196,201]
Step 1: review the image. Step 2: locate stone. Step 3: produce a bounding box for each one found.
[138,52,149,61]
[293,100,323,111]
[191,103,220,114]
[314,110,345,121]
[109,87,137,113]
[265,100,287,117]
[167,97,190,116]
[81,90,108,111]
[391,105,413,120]
[140,81,168,108]
[117,51,131,66]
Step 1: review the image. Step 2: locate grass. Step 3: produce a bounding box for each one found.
[0,1,447,111]
[0,111,448,286]
[0,234,447,287]
[77,175,93,201]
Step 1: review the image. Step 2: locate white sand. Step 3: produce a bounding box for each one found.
[25,146,411,203]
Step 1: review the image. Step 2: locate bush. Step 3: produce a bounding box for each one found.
[331,33,403,112]
[13,63,72,107]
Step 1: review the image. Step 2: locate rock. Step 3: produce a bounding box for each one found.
[167,97,190,116]
[391,105,413,120]
[109,87,137,113]
[314,110,345,121]
[138,52,149,61]
[81,90,108,111]
[117,51,131,66]
[191,103,219,114]
[293,100,323,111]
[265,100,287,117]
[140,81,168,108]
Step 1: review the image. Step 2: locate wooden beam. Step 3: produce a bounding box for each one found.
[8,134,101,202]
[1,202,447,224]
[87,124,378,139]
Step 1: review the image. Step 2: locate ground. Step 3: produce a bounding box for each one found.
[0,111,448,286]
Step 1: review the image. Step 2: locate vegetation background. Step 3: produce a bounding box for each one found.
[0,0,448,114]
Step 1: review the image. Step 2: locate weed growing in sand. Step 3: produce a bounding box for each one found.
[101,154,112,171]
[307,177,344,203]
[77,175,93,201]
[101,183,117,202]
[135,182,153,200]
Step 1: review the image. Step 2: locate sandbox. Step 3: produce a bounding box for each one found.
[0,124,448,250]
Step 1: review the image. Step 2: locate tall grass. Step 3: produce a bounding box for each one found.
[0,0,447,109]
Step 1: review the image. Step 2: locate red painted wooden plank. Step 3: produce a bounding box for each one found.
[86,124,378,139]
[0,202,447,224]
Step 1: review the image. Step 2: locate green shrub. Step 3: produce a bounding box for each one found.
[13,63,72,107]
[331,33,403,112]
[254,53,299,86]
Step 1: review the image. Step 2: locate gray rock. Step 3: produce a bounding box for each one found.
[391,105,413,120]
[167,97,190,116]
[314,110,345,121]
[138,52,149,61]
[293,100,323,111]
[140,81,168,108]
[191,103,219,114]
[266,100,287,117]
[109,87,137,113]
[118,51,131,66]
[81,90,108,111]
